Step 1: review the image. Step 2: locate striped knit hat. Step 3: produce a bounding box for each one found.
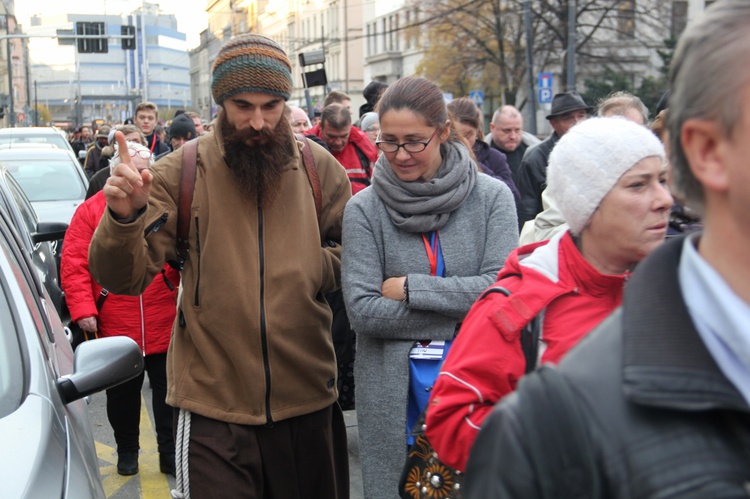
[211,34,293,104]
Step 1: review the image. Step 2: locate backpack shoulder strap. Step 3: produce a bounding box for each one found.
[169,137,198,271]
[517,365,600,498]
[477,273,543,373]
[353,142,373,179]
[295,133,322,223]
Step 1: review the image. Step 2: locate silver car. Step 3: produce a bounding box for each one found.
[0,127,75,153]
[1,147,89,226]
[0,204,144,498]
[0,164,67,315]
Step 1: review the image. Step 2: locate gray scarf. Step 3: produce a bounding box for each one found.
[371,141,477,233]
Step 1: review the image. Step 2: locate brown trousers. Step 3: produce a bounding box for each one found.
[185,404,350,499]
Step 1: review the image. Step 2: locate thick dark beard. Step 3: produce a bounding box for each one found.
[221,111,296,208]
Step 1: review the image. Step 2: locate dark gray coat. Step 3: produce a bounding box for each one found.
[466,236,750,498]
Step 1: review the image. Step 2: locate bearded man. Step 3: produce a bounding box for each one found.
[88,34,352,498]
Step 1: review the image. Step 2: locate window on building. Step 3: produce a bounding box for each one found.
[617,0,635,39]
[382,18,387,52]
[405,11,411,49]
[671,1,688,38]
[389,15,395,51]
[365,24,372,57]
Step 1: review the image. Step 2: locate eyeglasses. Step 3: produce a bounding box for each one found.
[126,147,152,159]
[376,128,439,154]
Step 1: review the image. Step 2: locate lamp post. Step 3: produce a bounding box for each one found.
[567,0,576,90]
[4,12,14,126]
[523,0,537,135]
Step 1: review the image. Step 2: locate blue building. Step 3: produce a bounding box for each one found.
[27,3,190,125]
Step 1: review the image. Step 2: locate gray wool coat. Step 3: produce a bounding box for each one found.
[342,174,518,499]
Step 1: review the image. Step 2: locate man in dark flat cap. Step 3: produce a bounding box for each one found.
[514,90,591,227]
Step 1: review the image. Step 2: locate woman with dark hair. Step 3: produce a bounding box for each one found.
[341,77,518,498]
[448,97,520,203]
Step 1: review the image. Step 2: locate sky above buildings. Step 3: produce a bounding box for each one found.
[16,0,208,49]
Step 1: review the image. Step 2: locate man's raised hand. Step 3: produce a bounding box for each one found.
[103,131,153,220]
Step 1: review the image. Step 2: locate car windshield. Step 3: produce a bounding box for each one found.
[0,133,70,150]
[4,160,86,202]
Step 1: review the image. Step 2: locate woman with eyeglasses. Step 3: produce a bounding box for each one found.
[341,77,518,498]
[61,132,179,477]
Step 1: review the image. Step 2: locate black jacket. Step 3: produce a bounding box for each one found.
[490,140,527,180]
[465,235,750,498]
[473,140,519,204]
[513,133,558,227]
[145,132,170,157]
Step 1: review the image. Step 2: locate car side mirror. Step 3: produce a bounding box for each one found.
[57,336,144,404]
[31,221,68,244]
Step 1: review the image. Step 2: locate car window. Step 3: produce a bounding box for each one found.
[4,159,86,202]
[0,133,70,150]
[4,174,38,236]
[0,234,27,418]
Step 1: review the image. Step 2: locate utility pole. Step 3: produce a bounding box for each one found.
[567,0,576,90]
[140,10,148,102]
[523,0,537,135]
[5,13,14,126]
[343,0,349,93]
[34,79,38,126]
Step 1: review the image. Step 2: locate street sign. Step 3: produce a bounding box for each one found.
[538,88,553,104]
[538,72,553,89]
[538,72,554,104]
[469,90,484,106]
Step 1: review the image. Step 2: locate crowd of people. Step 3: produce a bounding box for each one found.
[50,0,750,496]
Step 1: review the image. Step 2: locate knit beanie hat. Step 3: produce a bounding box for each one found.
[359,112,379,132]
[546,117,665,235]
[169,113,196,141]
[211,34,293,104]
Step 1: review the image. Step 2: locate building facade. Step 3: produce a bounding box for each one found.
[0,0,30,127]
[25,4,190,126]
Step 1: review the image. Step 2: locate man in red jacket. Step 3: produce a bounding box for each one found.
[61,140,180,477]
[310,102,379,195]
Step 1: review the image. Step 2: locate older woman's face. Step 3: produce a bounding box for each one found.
[583,156,673,271]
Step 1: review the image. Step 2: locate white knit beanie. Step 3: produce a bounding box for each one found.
[546,117,665,235]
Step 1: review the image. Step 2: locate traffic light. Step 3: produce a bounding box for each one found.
[121,25,136,50]
[76,22,108,53]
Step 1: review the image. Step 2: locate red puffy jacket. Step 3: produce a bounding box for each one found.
[61,191,179,355]
[426,232,628,471]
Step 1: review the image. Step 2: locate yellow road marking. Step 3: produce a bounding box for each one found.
[96,393,172,498]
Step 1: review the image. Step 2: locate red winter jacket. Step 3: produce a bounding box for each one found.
[61,191,179,355]
[425,231,628,471]
[310,124,378,195]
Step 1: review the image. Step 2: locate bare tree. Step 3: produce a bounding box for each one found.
[410,0,671,105]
